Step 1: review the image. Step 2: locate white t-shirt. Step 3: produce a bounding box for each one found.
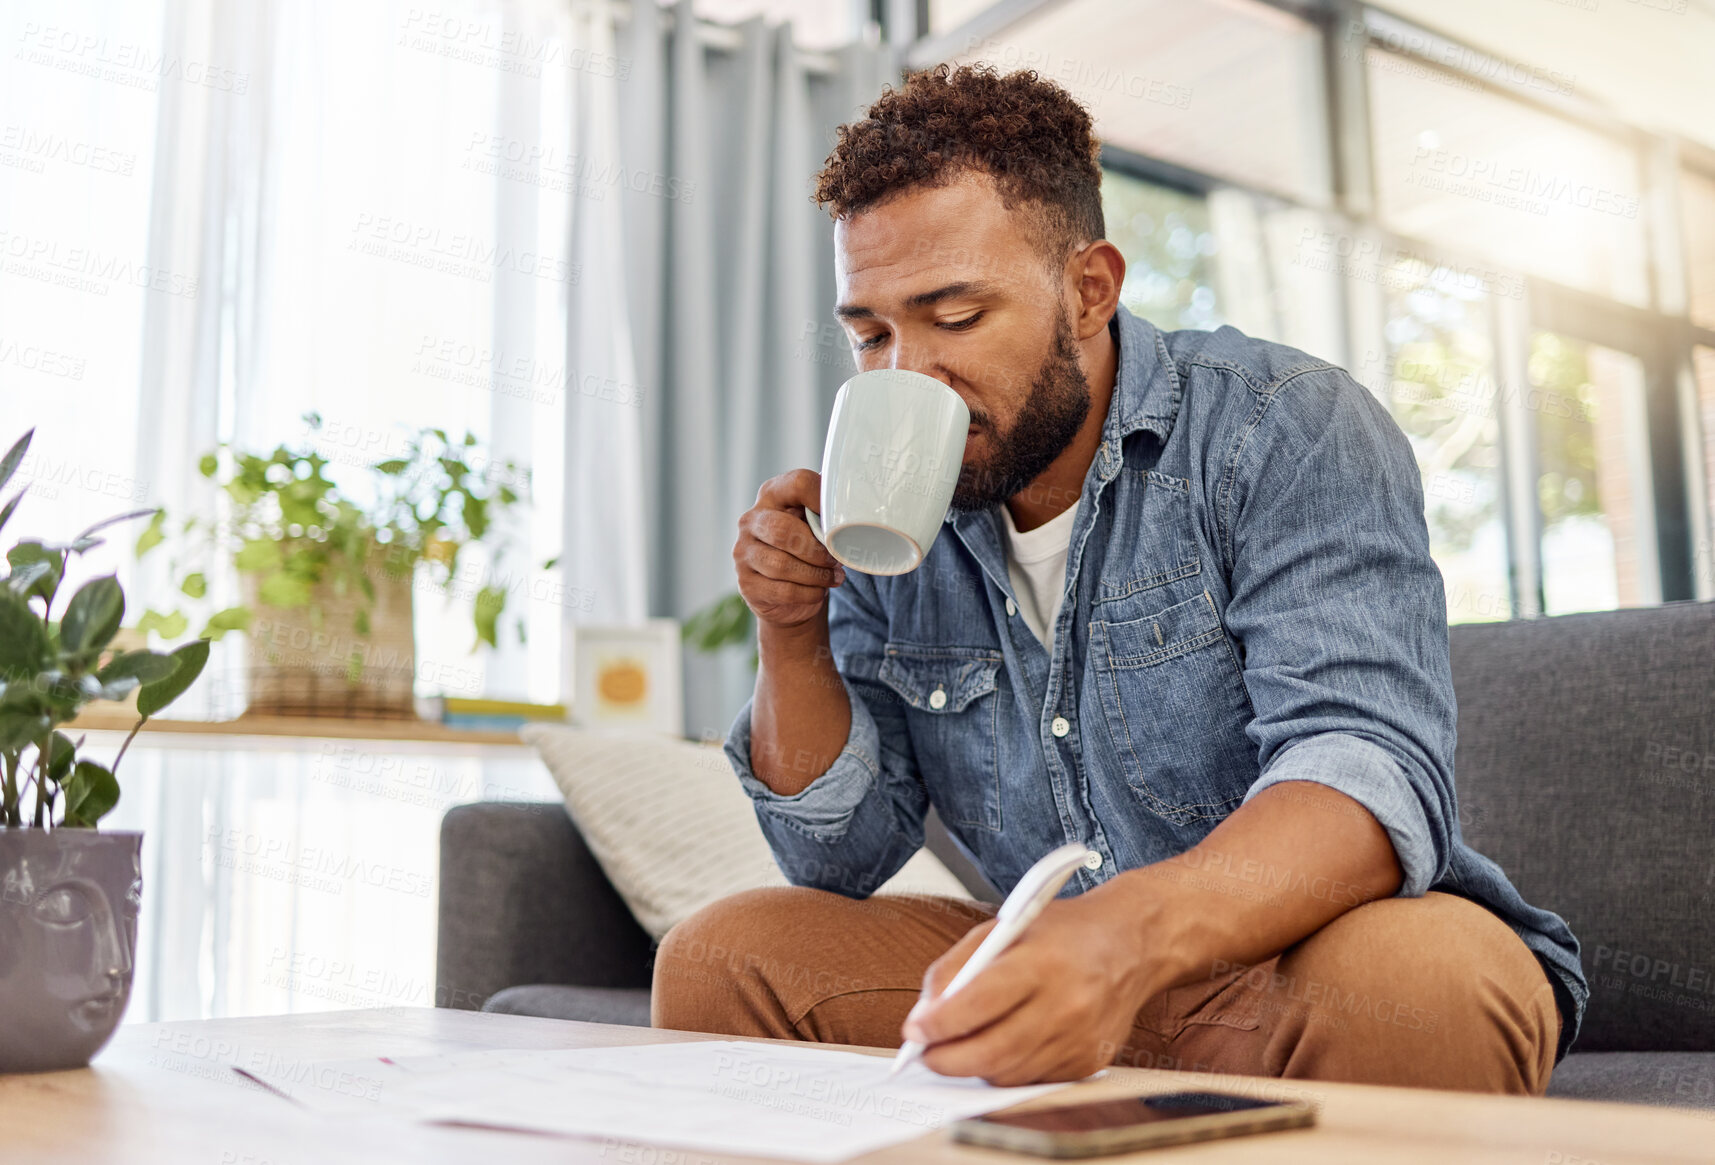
[997,501,1079,658]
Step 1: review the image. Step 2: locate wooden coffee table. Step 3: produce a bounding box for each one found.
[0,1007,1705,1163]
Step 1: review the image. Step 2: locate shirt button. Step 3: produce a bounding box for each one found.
[1083,851,1103,871]
[1051,716,1070,737]
[928,687,948,710]
[1005,597,1017,616]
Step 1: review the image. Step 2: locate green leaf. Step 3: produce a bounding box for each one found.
[180,572,207,599]
[135,509,167,557]
[354,608,370,635]
[7,542,62,605]
[258,572,311,608]
[45,731,76,783]
[136,609,189,640]
[0,486,27,538]
[234,539,283,572]
[59,575,125,654]
[61,759,120,827]
[136,638,210,718]
[6,559,52,595]
[0,592,50,683]
[37,534,104,555]
[0,710,49,753]
[73,508,157,546]
[201,607,252,640]
[375,459,409,475]
[92,675,142,701]
[198,452,220,478]
[99,650,181,686]
[682,591,754,653]
[0,430,32,496]
[463,495,488,540]
[473,585,504,648]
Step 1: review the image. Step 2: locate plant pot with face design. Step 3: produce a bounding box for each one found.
[0,429,210,1075]
[0,829,143,1072]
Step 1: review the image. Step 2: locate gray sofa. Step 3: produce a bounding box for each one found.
[438,600,1715,1108]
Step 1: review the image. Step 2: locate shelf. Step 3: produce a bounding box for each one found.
[60,709,536,752]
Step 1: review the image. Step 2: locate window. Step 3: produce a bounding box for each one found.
[1528,333,1657,614]
[1378,261,1511,622]
[0,0,164,573]
[1367,48,1651,307]
[929,0,995,35]
[1101,170,1220,331]
[952,0,1332,206]
[1695,345,1715,590]
[1682,168,1715,330]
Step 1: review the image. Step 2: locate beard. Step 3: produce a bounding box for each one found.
[948,308,1092,512]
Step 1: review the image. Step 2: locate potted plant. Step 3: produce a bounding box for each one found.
[136,414,530,719]
[682,590,757,670]
[0,429,210,1073]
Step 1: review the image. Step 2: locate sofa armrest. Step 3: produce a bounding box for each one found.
[436,801,655,1011]
[923,807,1003,905]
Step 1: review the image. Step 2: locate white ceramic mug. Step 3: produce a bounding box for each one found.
[804,369,970,575]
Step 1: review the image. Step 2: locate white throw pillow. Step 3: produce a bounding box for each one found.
[521,722,974,939]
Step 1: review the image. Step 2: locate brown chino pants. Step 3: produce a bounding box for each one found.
[651,888,1561,1095]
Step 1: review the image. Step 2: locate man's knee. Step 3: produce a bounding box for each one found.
[1275,892,1558,1093]
[655,885,802,1022]
[648,885,864,1036]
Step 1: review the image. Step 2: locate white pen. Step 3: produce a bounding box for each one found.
[886,842,1100,1079]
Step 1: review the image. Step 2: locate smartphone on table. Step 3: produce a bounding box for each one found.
[950,1090,1316,1158]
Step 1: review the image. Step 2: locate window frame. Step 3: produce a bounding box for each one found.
[913,0,1715,609]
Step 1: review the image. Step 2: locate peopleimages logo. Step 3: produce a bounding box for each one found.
[0,125,137,176]
[203,827,432,899]
[1409,147,1641,219]
[462,133,694,204]
[0,230,199,298]
[15,22,250,93]
[0,337,87,382]
[347,214,580,286]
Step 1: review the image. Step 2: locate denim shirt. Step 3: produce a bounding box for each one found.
[724,303,1587,1056]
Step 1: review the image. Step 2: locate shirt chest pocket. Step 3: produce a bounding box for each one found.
[1088,590,1255,825]
[877,644,1004,832]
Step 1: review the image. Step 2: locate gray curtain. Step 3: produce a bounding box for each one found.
[612,3,900,739]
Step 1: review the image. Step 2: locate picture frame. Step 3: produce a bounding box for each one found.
[568,619,683,736]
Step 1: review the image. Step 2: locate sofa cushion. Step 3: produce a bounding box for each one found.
[1548,1051,1715,1109]
[1449,601,1715,1053]
[483,984,653,1027]
[521,723,975,939]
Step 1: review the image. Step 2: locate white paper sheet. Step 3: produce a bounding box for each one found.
[233,1039,1072,1162]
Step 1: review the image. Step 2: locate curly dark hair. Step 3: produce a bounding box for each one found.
[813,62,1105,271]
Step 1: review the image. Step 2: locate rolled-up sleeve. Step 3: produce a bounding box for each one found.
[722,570,928,896]
[1219,366,1458,899]
[1243,733,1439,897]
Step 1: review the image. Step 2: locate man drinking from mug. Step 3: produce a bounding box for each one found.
[651,62,1584,1094]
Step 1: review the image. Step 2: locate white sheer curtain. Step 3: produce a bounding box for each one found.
[560,0,649,630]
[136,0,593,705]
[1,0,168,599]
[128,0,620,1024]
[2,0,635,1022]
[2,0,875,1026]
